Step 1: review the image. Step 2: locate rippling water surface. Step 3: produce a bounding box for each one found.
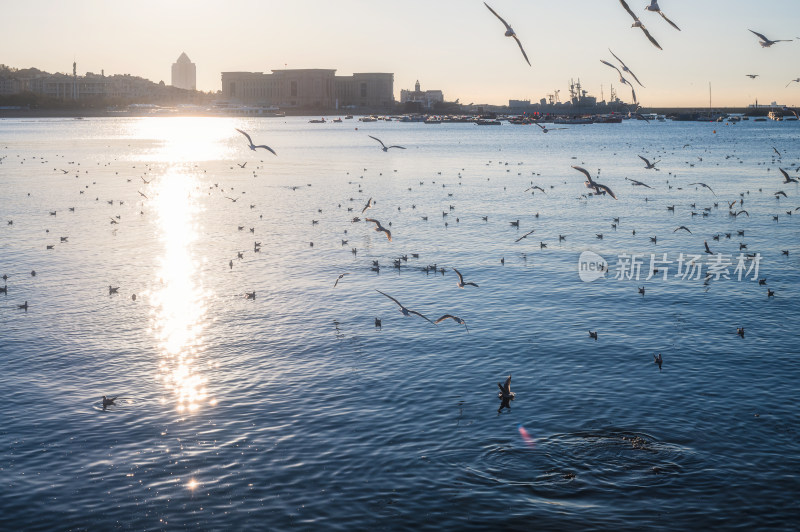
[1,116,799,529]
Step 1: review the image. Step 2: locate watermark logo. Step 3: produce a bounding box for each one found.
[578,251,608,283]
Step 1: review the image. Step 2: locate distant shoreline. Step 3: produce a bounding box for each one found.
[0,107,783,119]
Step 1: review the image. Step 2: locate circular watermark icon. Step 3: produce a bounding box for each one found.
[578,251,608,282]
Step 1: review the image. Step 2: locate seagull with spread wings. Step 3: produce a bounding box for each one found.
[638,155,660,169]
[365,218,392,241]
[601,60,638,104]
[619,0,662,50]
[644,0,680,31]
[435,314,470,333]
[497,375,515,412]
[376,290,434,324]
[368,135,406,152]
[235,128,276,155]
[453,268,479,289]
[749,29,791,47]
[484,2,532,66]
[688,182,716,195]
[572,166,618,199]
[608,49,645,87]
[625,177,653,188]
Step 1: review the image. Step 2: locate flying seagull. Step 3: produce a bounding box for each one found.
[333,273,349,287]
[600,60,637,104]
[235,129,276,155]
[674,226,692,234]
[638,155,660,169]
[497,375,515,412]
[608,48,645,87]
[515,229,536,242]
[749,29,791,47]
[361,197,374,214]
[453,268,479,288]
[625,177,653,188]
[365,218,392,241]
[619,0,662,50]
[376,290,434,324]
[746,74,759,79]
[644,0,681,31]
[484,2,531,66]
[704,240,713,254]
[688,182,716,195]
[368,135,405,152]
[779,168,798,183]
[572,166,618,199]
[435,314,470,333]
[786,78,800,88]
[782,106,800,120]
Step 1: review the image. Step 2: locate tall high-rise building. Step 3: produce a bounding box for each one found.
[171,52,196,90]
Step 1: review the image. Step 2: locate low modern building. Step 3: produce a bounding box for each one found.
[399,80,443,109]
[220,69,394,109]
[171,52,196,90]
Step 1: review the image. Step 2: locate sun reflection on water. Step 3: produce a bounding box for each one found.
[131,117,236,162]
[149,167,213,413]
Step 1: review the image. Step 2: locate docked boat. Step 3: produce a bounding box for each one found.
[358,116,377,122]
[767,111,783,121]
[554,116,592,124]
[592,114,623,124]
[475,119,501,125]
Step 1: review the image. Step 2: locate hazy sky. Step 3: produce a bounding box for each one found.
[2,0,799,107]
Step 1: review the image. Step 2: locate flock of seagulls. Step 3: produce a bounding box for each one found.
[3,1,798,423]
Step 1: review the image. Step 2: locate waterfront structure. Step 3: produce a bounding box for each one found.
[0,64,202,104]
[220,69,394,109]
[171,53,196,90]
[399,80,444,109]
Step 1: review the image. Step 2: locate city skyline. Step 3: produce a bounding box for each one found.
[2,0,799,107]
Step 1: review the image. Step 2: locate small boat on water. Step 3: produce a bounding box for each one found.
[344,115,353,119]
[592,114,623,124]
[359,116,377,122]
[475,119,501,125]
[309,118,326,123]
[333,117,342,123]
[554,116,593,125]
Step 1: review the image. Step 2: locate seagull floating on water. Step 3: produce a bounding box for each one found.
[484,2,531,66]
[102,395,116,409]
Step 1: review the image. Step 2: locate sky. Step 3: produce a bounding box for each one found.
[2,0,799,107]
